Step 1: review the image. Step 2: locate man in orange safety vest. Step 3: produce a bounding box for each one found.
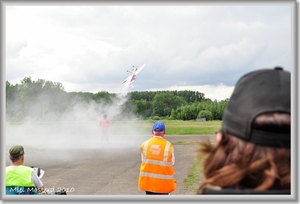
[138,121,176,195]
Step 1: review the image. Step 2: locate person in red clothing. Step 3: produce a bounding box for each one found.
[99,114,110,143]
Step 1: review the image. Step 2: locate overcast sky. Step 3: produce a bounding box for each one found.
[5,1,293,101]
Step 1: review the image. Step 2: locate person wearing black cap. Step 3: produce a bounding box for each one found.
[138,121,177,195]
[197,67,291,194]
[6,145,45,195]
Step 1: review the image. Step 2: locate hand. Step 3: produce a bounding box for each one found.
[38,186,45,193]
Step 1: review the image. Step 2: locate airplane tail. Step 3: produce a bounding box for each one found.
[130,84,134,88]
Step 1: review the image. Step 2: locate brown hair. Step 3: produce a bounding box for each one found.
[197,113,290,193]
[9,155,22,163]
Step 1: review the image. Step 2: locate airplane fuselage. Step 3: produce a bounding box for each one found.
[121,63,146,88]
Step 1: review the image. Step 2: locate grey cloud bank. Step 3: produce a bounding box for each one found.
[5,3,293,101]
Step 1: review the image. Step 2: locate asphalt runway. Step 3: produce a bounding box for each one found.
[5,135,215,195]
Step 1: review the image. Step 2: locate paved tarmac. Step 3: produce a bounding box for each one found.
[6,135,215,196]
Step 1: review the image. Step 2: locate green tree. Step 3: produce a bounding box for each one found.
[132,99,152,119]
[152,92,186,117]
[93,91,114,104]
[198,110,213,121]
[6,81,21,121]
[7,77,67,122]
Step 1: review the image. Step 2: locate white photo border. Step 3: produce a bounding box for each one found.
[0,0,298,203]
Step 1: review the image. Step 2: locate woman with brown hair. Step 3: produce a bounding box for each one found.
[197,67,291,194]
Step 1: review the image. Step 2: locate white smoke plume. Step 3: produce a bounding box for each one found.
[5,85,151,167]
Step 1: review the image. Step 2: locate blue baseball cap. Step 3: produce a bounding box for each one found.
[152,121,165,132]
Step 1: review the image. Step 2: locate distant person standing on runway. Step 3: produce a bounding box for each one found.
[99,114,110,143]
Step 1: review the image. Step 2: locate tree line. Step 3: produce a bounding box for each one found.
[6,77,229,122]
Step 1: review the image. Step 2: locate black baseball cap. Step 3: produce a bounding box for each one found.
[222,67,290,148]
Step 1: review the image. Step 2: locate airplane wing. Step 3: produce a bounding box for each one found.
[121,75,131,84]
[134,63,146,75]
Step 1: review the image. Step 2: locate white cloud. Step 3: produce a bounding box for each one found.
[5,4,293,96]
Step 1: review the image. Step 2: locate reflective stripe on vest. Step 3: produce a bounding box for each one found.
[139,172,174,179]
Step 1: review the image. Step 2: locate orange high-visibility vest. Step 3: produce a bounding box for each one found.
[138,137,176,193]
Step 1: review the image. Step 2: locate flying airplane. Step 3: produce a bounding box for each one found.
[121,63,146,88]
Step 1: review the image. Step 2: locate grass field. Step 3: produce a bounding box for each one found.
[110,120,222,135]
[6,120,221,139]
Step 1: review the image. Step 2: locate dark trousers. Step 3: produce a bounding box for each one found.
[145,191,169,195]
